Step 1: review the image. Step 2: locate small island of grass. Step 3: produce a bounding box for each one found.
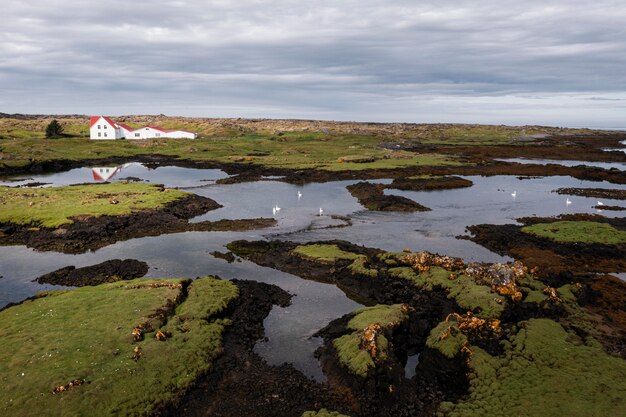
[0,182,189,228]
[521,221,626,245]
[0,277,238,416]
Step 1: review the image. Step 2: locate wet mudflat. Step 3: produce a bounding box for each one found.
[1,161,625,416]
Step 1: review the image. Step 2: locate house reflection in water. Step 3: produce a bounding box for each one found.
[91,166,122,181]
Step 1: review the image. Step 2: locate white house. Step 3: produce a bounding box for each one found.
[89,116,196,140]
[90,116,124,140]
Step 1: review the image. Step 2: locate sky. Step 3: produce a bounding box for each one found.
[1,0,625,127]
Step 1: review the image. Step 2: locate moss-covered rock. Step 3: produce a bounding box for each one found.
[439,319,626,417]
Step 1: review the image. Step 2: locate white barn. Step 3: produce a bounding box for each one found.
[89,116,196,140]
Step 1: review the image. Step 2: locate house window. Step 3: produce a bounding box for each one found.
[104,132,107,137]
[104,125,107,129]
[155,133,160,137]
[98,125,101,129]
[98,132,101,137]
[135,133,140,137]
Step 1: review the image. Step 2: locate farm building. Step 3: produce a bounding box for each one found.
[89,116,196,140]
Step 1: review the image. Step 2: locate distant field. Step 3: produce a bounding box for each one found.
[0,115,599,172]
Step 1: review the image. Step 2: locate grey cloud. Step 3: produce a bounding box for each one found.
[0,1,625,126]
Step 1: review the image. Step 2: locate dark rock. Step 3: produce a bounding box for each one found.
[35,259,149,287]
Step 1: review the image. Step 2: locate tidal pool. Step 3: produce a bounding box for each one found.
[1,163,624,380]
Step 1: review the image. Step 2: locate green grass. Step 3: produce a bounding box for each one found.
[0,183,189,228]
[521,221,626,245]
[388,267,506,319]
[439,319,626,417]
[290,244,361,264]
[0,277,239,417]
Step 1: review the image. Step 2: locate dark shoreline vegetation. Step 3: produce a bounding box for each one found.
[1,115,625,416]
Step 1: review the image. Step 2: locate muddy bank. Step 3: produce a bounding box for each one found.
[465,214,626,275]
[0,194,276,253]
[346,182,431,212]
[555,187,626,200]
[164,280,357,417]
[35,259,148,286]
[387,176,473,191]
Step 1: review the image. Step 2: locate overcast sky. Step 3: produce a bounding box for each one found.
[1,1,625,126]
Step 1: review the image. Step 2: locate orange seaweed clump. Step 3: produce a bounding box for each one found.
[543,287,562,303]
[445,312,502,340]
[52,378,85,394]
[464,261,529,301]
[401,251,465,273]
[359,323,384,362]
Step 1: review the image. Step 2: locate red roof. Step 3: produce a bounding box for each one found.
[118,123,134,131]
[89,117,195,136]
[90,116,117,129]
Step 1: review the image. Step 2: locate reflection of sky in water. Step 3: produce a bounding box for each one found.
[1,165,625,380]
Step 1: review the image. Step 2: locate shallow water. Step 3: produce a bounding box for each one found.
[1,163,624,380]
[495,158,625,171]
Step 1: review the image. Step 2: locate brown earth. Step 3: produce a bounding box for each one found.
[35,259,149,286]
[346,182,431,212]
[0,194,277,253]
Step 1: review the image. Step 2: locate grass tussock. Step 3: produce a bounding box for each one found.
[0,277,238,417]
[0,183,189,228]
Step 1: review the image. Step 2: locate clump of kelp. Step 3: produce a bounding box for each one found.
[229,239,626,417]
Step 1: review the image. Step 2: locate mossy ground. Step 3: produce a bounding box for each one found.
[388,266,505,319]
[0,183,188,228]
[0,277,238,416]
[521,221,626,245]
[333,304,408,377]
[439,319,626,417]
[347,304,410,331]
[291,244,361,264]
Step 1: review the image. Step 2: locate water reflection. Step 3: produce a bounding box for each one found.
[0,162,230,188]
[1,164,625,380]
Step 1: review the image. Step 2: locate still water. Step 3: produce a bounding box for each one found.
[1,163,624,380]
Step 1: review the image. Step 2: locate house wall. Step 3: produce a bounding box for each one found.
[127,128,196,139]
[89,117,123,140]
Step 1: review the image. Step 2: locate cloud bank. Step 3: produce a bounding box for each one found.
[1,0,625,126]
